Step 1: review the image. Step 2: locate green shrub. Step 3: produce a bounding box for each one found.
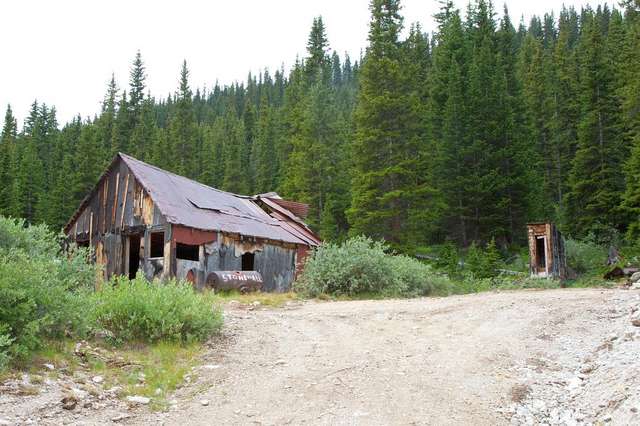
[464,239,502,279]
[297,236,452,297]
[90,275,222,344]
[565,238,607,275]
[435,242,460,277]
[0,217,95,369]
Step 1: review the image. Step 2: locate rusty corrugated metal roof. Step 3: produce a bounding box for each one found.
[120,154,319,246]
[258,197,321,246]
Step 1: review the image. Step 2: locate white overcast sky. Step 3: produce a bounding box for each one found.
[1,0,604,126]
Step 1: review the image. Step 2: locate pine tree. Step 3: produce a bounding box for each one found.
[96,74,118,162]
[548,6,580,216]
[221,107,250,194]
[493,6,533,243]
[168,61,198,177]
[429,3,468,244]
[129,50,146,120]
[11,134,45,224]
[243,100,257,189]
[111,91,130,155]
[349,0,438,250]
[251,93,278,193]
[130,96,158,161]
[0,105,17,216]
[305,16,330,83]
[201,118,226,188]
[73,124,101,205]
[47,119,82,228]
[619,1,640,237]
[566,12,626,237]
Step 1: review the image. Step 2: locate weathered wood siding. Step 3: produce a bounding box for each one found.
[66,160,169,281]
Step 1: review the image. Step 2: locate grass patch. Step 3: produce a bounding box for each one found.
[108,341,201,410]
[22,339,202,410]
[211,290,300,307]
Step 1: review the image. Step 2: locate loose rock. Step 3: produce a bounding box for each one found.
[61,396,78,411]
[126,395,151,405]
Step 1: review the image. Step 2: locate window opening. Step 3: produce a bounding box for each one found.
[150,232,165,258]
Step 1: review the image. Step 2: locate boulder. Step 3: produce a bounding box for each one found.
[631,272,640,283]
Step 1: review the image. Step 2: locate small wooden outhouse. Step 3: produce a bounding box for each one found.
[527,222,567,280]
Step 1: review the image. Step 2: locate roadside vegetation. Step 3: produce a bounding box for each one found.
[0,217,222,405]
[297,234,625,299]
[0,214,629,408]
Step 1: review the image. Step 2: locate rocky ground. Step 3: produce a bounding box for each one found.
[1,288,639,425]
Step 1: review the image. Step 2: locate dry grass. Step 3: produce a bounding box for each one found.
[509,384,532,403]
[211,290,300,307]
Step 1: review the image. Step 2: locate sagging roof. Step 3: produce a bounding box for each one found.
[65,153,320,247]
[120,154,320,246]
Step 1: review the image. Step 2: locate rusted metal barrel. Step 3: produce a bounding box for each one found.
[205,271,263,293]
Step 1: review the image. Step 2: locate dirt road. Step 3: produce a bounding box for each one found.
[3,288,639,425]
[146,288,640,425]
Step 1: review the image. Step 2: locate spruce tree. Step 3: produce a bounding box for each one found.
[0,105,17,216]
[129,50,146,120]
[168,61,198,177]
[619,1,640,237]
[251,92,278,193]
[566,12,626,237]
[96,75,118,161]
[221,107,250,194]
[130,96,158,161]
[349,0,438,250]
[111,91,130,155]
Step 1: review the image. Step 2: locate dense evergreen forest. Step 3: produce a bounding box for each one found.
[1,0,639,254]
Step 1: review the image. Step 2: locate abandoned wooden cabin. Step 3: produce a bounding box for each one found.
[64,153,321,291]
[527,222,567,280]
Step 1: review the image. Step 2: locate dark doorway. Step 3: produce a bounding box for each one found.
[241,252,255,271]
[536,237,546,269]
[129,234,141,279]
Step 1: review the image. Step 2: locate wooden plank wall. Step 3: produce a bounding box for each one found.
[66,158,169,280]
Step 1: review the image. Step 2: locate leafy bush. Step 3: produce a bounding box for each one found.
[565,238,607,275]
[0,217,95,369]
[90,275,222,344]
[297,236,452,297]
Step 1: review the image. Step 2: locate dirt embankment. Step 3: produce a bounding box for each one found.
[2,288,639,425]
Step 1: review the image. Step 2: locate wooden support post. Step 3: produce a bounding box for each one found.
[89,212,94,247]
[124,236,130,278]
[111,172,120,231]
[102,180,108,232]
[120,173,130,230]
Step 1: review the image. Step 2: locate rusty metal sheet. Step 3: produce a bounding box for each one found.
[172,225,217,245]
[259,197,321,246]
